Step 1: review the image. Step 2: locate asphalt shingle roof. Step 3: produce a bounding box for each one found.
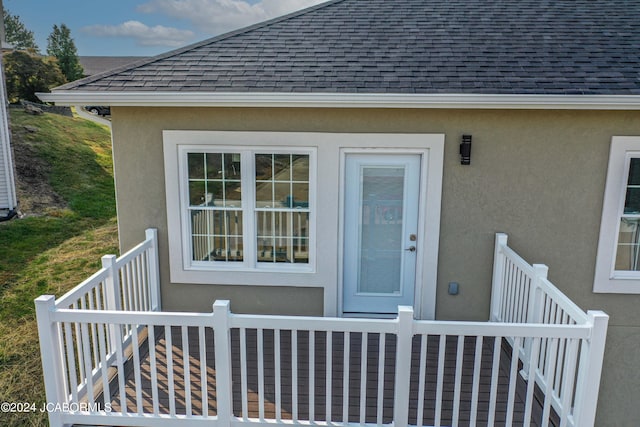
[58,0,640,95]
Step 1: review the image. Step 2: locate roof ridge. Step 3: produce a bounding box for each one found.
[55,0,345,91]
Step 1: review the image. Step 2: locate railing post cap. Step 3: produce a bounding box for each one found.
[101,253,117,264]
[495,233,508,243]
[397,305,414,318]
[35,295,55,304]
[145,228,158,238]
[533,263,549,277]
[213,299,231,311]
[587,310,610,321]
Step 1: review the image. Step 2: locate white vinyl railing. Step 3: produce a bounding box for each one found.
[35,232,608,427]
[490,233,608,427]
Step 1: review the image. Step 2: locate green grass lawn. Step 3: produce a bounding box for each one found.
[0,110,118,426]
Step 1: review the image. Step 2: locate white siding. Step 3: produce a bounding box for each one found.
[0,57,16,210]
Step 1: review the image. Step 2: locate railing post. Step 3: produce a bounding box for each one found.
[393,306,414,427]
[35,295,66,427]
[521,263,548,377]
[146,228,162,311]
[102,254,122,355]
[213,300,233,427]
[573,310,609,427]
[490,233,509,321]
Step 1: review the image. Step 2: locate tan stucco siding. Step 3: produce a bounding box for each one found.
[111,106,640,424]
[111,107,640,320]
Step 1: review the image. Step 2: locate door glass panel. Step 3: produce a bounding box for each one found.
[358,166,404,294]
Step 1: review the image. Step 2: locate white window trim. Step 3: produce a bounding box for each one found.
[164,131,319,287]
[594,136,640,293]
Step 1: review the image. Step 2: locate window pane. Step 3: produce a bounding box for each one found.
[188,153,205,179]
[206,153,222,179]
[292,155,309,181]
[273,154,291,179]
[255,182,273,208]
[206,181,223,206]
[616,218,640,271]
[190,209,243,262]
[628,158,640,185]
[255,154,273,180]
[292,183,309,207]
[625,188,640,214]
[274,182,291,207]
[224,181,242,207]
[256,210,308,264]
[189,181,206,206]
[224,153,241,179]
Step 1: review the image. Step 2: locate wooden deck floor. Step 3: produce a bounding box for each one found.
[103,327,555,426]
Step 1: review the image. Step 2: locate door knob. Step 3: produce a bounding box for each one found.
[405,246,416,252]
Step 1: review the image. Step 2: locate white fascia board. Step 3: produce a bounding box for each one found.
[36,91,640,110]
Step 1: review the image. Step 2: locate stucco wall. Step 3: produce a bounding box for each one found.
[110,106,640,425]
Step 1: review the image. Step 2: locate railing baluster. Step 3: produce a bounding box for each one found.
[523,337,542,425]
[342,332,350,424]
[416,335,428,427]
[166,325,176,416]
[63,322,79,404]
[326,331,332,423]
[96,321,110,412]
[114,321,126,413]
[275,329,282,421]
[73,302,85,383]
[469,336,483,426]
[542,338,559,427]
[80,322,95,405]
[182,326,193,417]
[487,337,501,426]
[258,328,265,420]
[148,324,159,415]
[376,333,385,426]
[505,336,522,426]
[359,332,367,424]
[434,334,446,427]
[131,324,143,415]
[452,335,465,427]
[309,330,315,422]
[240,327,248,420]
[559,338,579,427]
[292,329,299,421]
[199,326,208,418]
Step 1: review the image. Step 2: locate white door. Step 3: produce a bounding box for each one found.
[343,154,421,315]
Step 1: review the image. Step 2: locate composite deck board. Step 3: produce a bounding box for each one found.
[102,327,556,426]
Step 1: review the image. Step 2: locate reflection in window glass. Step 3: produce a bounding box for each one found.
[616,158,640,271]
[255,153,310,263]
[188,152,243,262]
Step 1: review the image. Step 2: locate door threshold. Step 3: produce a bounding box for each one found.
[342,312,397,319]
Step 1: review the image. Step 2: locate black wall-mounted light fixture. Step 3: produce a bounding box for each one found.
[460,134,472,165]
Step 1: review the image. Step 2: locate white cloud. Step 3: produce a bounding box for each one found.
[82,20,195,47]
[137,0,327,35]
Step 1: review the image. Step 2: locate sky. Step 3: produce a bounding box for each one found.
[4,0,326,57]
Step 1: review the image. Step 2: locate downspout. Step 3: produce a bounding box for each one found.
[0,208,16,221]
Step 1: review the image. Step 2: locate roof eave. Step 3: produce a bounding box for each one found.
[36,91,640,110]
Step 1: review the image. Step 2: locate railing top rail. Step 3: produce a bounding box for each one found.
[55,268,110,308]
[230,313,397,333]
[498,242,536,277]
[496,233,591,325]
[539,277,589,324]
[413,319,591,339]
[53,308,211,327]
[113,237,154,268]
[53,229,156,310]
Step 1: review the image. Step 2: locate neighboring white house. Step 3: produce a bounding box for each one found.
[0,51,16,214]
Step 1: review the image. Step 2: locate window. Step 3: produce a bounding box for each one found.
[594,136,640,293]
[181,147,314,271]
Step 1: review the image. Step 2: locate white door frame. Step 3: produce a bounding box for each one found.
[337,140,443,320]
